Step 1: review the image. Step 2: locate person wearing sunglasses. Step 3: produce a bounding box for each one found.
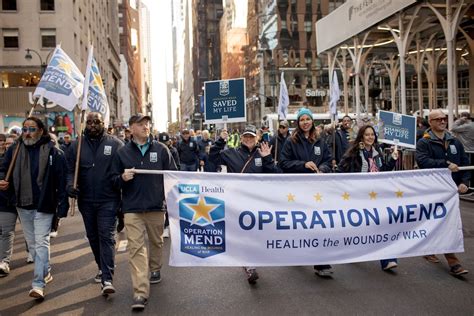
[416,109,470,276]
[65,112,124,296]
[0,117,68,300]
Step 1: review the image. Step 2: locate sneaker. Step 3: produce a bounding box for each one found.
[49,231,58,238]
[244,268,259,284]
[131,296,148,310]
[94,270,102,283]
[314,267,334,277]
[423,255,440,263]
[26,253,34,264]
[450,264,469,276]
[150,271,162,284]
[0,262,10,277]
[383,261,398,271]
[29,287,44,300]
[163,227,170,238]
[44,273,53,284]
[101,281,116,295]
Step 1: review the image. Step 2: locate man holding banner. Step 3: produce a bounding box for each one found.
[416,109,469,276]
[111,114,177,310]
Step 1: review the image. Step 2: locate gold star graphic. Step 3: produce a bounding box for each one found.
[58,59,73,75]
[395,190,404,198]
[369,191,377,200]
[92,72,104,90]
[186,197,219,225]
[342,192,350,200]
[313,193,322,202]
[287,193,295,202]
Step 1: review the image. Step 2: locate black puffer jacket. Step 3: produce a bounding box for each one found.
[279,134,332,173]
[209,138,278,173]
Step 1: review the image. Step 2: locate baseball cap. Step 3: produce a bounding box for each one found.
[241,124,257,137]
[129,114,151,125]
[279,120,289,128]
[158,132,170,143]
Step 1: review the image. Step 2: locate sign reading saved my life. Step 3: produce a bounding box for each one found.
[204,78,246,124]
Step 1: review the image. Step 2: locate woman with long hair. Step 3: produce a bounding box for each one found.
[338,124,399,271]
[279,107,333,276]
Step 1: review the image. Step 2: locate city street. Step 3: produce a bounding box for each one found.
[1,201,473,316]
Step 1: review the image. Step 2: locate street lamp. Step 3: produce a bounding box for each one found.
[25,48,53,128]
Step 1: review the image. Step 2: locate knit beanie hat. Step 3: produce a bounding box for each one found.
[297,107,313,121]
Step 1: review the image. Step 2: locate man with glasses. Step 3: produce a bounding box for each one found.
[416,109,470,276]
[66,112,124,295]
[0,117,68,299]
[269,120,290,164]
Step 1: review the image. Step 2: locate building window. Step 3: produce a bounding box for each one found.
[1,0,17,11]
[304,20,312,32]
[3,29,19,48]
[41,29,56,47]
[40,0,54,11]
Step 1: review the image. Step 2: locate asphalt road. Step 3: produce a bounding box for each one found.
[1,201,473,316]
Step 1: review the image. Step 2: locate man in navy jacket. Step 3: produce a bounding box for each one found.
[416,109,470,276]
[111,114,176,310]
[66,112,123,295]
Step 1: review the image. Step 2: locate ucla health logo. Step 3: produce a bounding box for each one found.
[179,196,225,258]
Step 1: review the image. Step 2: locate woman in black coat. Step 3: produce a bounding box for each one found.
[338,124,399,271]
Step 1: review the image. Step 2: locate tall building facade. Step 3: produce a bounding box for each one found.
[140,3,152,123]
[0,0,121,131]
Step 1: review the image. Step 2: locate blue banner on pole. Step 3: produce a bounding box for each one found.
[378,110,417,149]
[204,78,246,124]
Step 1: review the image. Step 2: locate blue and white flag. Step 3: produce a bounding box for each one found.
[81,45,110,126]
[278,72,289,119]
[329,70,340,116]
[33,45,84,111]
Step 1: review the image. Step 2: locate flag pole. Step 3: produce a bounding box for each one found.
[70,44,94,216]
[4,98,41,182]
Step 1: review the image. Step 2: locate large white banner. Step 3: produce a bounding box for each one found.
[316,0,417,54]
[164,169,463,266]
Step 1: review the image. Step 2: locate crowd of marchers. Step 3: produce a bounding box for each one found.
[0,107,472,311]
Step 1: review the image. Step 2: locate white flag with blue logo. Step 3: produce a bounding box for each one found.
[81,45,110,126]
[329,70,340,115]
[278,72,289,119]
[33,45,84,111]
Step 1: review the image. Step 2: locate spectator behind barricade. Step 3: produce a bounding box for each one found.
[111,114,177,310]
[451,112,474,152]
[178,129,199,171]
[279,107,333,277]
[269,120,290,164]
[65,112,124,295]
[338,124,399,271]
[118,130,126,143]
[227,128,240,148]
[197,130,215,172]
[416,116,429,142]
[209,124,277,284]
[124,128,132,143]
[416,109,470,276]
[0,117,68,300]
[0,133,16,278]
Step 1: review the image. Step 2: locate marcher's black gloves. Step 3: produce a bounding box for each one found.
[67,186,80,199]
[117,209,125,233]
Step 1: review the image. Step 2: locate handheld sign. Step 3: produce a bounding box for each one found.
[204,78,246,124]
[378,110,417,149]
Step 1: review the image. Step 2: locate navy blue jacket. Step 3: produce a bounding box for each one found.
[209,138,278,174]
[269,132,290,163]
[66,132,124,204]
[111,139,177,213]
[416,129,470,186]
[0,152,16,213]
[4,136,68,217]
[177,137,199,164]
[279,134,332,173]
[334,129,351,164]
